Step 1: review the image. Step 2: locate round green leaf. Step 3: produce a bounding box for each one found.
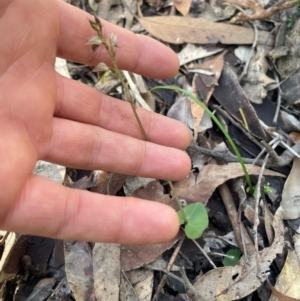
[222,248,242,266]
[177,203,208,239]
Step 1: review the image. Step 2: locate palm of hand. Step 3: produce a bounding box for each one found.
[0,0,190,244]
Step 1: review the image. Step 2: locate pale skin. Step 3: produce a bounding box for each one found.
[0,0,191,244]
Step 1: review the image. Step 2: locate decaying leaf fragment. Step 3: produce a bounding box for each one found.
[280,157,300,220]
[126,268,153,301]
[173,0,192,16]
[269,250,300,301]
[177,43,223,66]
[242,48,276,104]
[191,51,225,140]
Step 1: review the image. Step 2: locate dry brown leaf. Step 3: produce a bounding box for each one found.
[280,157,300,219]
[64,241,96,301]
[93,243,121,301]
[121,233,183,271]
[268,250,300,301]
[192,51,225,139]
[127,268,153,301]
[213,64,266,139]
[120,271,139,301]
[138,16,273,45]
[191,207,284,300]
[173,0,192,16]
[167,94,194,131]
[175,163,285,205]
[124,177,155,196]
[242,49,276,104]
[91,171,126,195]
[177,44,223,66]
[130,180,164,201]
[26,278,56,301]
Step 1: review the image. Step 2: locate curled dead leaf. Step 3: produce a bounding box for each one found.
[281,157,300,220]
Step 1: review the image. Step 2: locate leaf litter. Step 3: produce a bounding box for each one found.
[3,0,300,300]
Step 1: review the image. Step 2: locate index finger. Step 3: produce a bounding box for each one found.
[57,1,179,79]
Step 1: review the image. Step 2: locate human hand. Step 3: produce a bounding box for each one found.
[0,0,191,244]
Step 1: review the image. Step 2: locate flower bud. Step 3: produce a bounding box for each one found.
[92,62,109,73]
[86,35,103,46]
[108,33,118,48]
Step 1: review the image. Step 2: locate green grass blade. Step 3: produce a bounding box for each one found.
[152,85,253,193]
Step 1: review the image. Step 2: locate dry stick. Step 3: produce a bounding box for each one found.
[189,144,265,165]
[252,136,280,166]
[152,236,185,301]
[252,152,269,275]
[270,62,282,125]
[179,267,207,301]
[218,183,256,259]
[191,239,217,269]
[145,263,206,301]
[229,0,300,22]
[239,22,258,82]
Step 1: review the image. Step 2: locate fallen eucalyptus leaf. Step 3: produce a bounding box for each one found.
[177,43,223,66]
[93,243,120,301]
[269,250,300,301]
[213,65,266,138]
[138,16,273,45]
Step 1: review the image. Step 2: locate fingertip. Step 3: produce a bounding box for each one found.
[147,202,180,244]
[162,205,181,241]
[175,151,192,181]
[174,121,192,150]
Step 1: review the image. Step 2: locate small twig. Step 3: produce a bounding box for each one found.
[179,267,207,301]
[239,22,258,82]
[188,144,264,165]
[252,136,281,166]
[270,62,282,125]
[228,0,300,22]
[145,264,206,301]
[152,236,185,301]
[252,152,269,275]
[235,181,248,262]
[218,183,256,257]
[208,251,236,259]
[122,71,152,111]
[192,239,217,269]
